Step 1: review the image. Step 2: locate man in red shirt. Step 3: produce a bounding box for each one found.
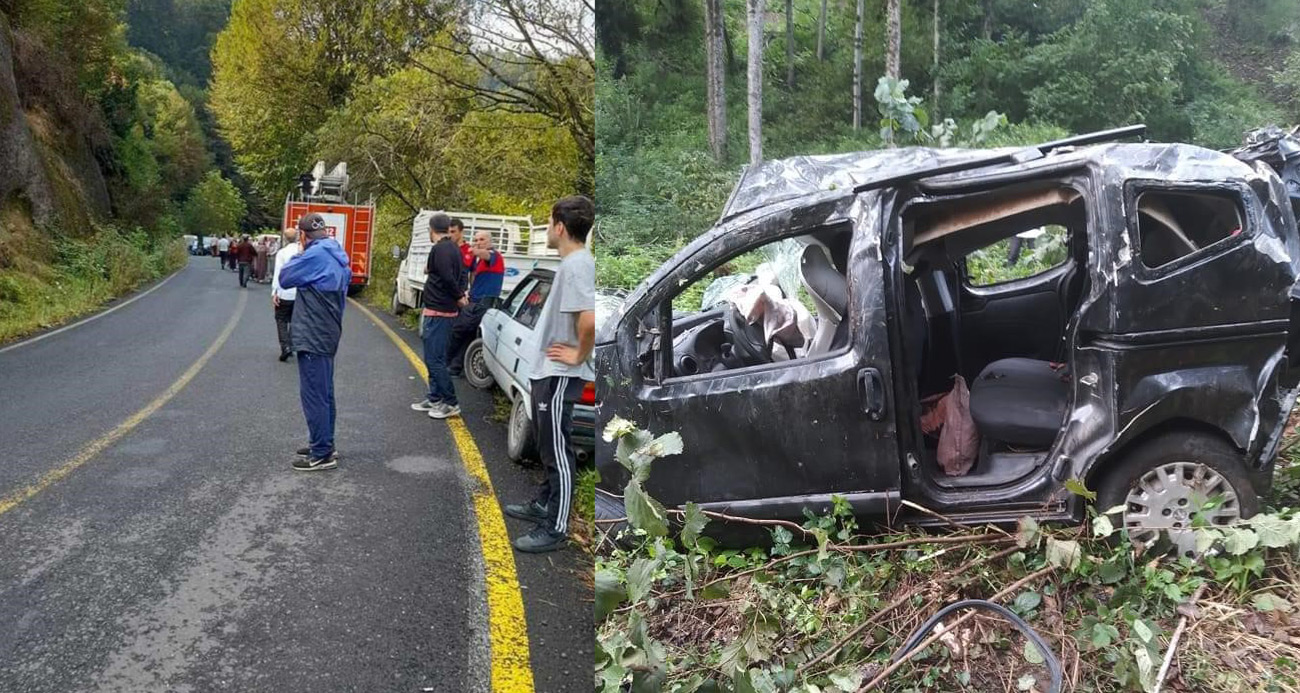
[448,229,506,376]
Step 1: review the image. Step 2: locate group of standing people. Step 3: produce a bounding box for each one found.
[411,198,595,553]
[215,234,278,287]
[265,197,594,555]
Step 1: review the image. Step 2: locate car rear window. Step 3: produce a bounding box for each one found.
[1136,191,1244,269]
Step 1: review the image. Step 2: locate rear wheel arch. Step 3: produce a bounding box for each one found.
[1084,418,1244,494]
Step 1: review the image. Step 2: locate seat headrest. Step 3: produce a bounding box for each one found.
[801,245,848,320]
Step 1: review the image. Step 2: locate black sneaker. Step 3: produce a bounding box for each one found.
[503,500,548,523]
[293,455,338,472]
[279,350,292,362]
[296,447,338,459]
[512,527,567,553]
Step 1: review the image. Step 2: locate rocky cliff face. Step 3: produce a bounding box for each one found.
[0,11,111,247]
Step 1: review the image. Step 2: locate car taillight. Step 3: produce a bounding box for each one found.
[580,381,595,405]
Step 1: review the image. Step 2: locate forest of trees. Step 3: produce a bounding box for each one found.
[596,0,1300,291]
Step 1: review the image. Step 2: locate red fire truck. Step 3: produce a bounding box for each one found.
[282,162,375,295]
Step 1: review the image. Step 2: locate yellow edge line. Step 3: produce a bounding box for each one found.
[349,299,534,693]
[0,289,248,518]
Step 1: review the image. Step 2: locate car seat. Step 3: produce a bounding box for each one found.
[968,358,1070,449]
[800,244,849,355]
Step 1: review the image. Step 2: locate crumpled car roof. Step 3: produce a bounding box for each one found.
[721,142,1260,222]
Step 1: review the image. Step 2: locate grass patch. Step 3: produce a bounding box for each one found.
[0,225,185,344]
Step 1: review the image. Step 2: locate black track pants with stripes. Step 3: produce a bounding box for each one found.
[530,376,586,536]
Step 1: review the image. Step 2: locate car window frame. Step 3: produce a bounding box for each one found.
[514,278,552,329]
[651,220,858,385]
[958,224,1075,291]
[502,276,538,319]
[1123,179,1254,280]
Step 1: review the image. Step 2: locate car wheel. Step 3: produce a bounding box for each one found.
[506,395,536,462]
[1096,433,1258,558]
[595,491,630,541]
[464,339,494,390]
[391,286,407,315]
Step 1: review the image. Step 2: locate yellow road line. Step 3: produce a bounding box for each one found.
[0,289,248,518]
[349,299,534,693]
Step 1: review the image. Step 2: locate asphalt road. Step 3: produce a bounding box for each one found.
[0,257,591,692]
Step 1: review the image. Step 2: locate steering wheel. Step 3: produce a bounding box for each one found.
[723,303,771,366]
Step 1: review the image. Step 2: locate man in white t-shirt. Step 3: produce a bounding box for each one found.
[503,195,595,553]
[217,235,231,269]
[271,228,303,361]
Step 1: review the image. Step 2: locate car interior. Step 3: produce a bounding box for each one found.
[902,183,1089,489]
[664,224,855,378]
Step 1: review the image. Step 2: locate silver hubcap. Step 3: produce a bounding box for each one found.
[1123,461,1241,556]
[510,401,527,449]
[470,348,488,380]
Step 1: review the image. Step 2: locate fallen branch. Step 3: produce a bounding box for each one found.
[1153,582,1207,693]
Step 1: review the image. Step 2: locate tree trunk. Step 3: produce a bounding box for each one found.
[853,0,863,131]
[704,0,727,162]
[982,0,993,40]
[785,0,794,88]
[932,0,940,109]
[886,0,901,80]
[816,0,827,61]
[748,0,764,164]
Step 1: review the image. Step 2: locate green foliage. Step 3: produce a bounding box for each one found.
[182,171,245,237]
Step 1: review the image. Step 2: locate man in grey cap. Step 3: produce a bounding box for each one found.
[411,212,468,419]
[278,212,352,470]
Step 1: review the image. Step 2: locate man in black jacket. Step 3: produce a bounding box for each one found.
[410,213,468,420]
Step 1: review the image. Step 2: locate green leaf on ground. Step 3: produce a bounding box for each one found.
[1047,537,1082,570]
[1132,619,1154,643]
[827,669,864,690]
[1017,673,1037,691]
[1089,622,1120,648]
[700,582,731,600]
[1023,639,1046,665]
[595,569,626,622]
[1093,515,1114,538]
[1252,514,1298,548]
[1254,591,1293,612]
[1017,516,1040,549]
[627,555,663,604]
[1014,591,1042,612]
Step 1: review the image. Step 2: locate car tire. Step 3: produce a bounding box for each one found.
[347,284,364,297]
[595,491,630,540]
[1096,433,1258,558]
[391,286,407,316]
[506,395,537,462]
[464,339,494,390]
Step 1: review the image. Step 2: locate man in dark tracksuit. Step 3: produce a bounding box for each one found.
[236,235,256,287]
[504,195,595,553]
[410,213,468,420]
[278,213,352,471]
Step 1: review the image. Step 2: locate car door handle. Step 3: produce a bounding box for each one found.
[497,324,503,331]
[857,367,884,421]
[515,337,522,346]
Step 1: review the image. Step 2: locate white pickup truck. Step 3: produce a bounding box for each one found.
[390,210,561,313]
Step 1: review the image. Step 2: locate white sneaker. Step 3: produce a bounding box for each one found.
[411,399,439,412]
[429,402,461,419]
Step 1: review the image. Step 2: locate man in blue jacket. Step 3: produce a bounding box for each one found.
[278,212,352,471]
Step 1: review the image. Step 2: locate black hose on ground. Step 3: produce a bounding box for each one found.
[889,598,1063,693]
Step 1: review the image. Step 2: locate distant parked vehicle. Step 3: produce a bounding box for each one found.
[463,269,595,464]
[391,210,561,314]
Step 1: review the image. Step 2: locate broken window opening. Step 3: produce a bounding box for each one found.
[1136,190,1244,270]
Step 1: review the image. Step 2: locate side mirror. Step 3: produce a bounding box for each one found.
[391,245,403,260]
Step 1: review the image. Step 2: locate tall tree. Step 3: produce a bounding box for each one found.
[853,0,863,130]
[704,0,727,162]
[747,0,764,164]
[816,0,827,60]
[886,0,901,79]
[425,0,595,194]
[785,0,793,87]
[933,0,940,108]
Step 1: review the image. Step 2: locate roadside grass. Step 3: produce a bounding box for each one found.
[596,416,1300,693]
[0,228,185,344]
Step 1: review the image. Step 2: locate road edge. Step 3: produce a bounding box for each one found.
[349,298,536,693]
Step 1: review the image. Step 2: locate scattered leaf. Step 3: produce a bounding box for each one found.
[1023,639,1045,665]
[595,569,626,622]
[681,502,709,550]
[1047,537,1082,570]
[1254,591,1293,613]
[1223,527,1260,556]
[1093,515,1114,538]
[1132,619,1153,643]
[1017,516,1040,549]
[1014,591,1043,612]
[1064,478,1096,501]
[1017,673,1037,691]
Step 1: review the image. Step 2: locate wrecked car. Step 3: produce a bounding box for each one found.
[595,125,1300,554]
